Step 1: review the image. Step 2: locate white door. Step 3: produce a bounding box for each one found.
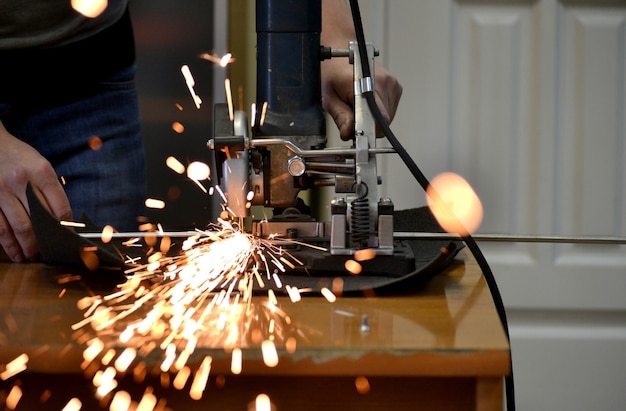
[361,1,626,409]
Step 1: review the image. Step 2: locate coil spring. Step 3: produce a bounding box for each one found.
[350,183,370,246]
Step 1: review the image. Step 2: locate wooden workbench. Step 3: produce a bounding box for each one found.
[0,249,509,410]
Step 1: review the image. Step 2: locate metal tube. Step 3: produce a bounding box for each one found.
[394,232,626,245]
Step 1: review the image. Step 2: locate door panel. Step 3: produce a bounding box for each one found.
[371,0,626,409]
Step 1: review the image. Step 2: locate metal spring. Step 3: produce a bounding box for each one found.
[350,183,370,246]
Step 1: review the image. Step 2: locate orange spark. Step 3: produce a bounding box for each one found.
[88,136,103,150]
[426,172,483,236]
[344,259,362,275]
[190,356,212,400]
[355,376,371,395]
[321,287,337,303]
[5,386,22,410]
[101,225,115,243]
[172,121,185,134]
[1,353,28,381]
[354,248,376,261]
[199,52,236,66]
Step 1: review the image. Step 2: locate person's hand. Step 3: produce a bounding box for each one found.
[320,0,403,140]
[321,57,403,140]
[0,122,72,262]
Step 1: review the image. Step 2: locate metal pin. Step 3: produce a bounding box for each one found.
[360,314,370,334]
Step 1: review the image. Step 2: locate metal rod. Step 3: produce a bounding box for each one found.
[77,231,626,245]
[394,232,626,245]
[78,231,202,239]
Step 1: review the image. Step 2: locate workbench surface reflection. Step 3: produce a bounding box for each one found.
[0,250,510,410]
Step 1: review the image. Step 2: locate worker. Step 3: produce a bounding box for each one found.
[0,0,402,263]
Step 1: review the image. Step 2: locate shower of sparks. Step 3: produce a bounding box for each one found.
[181,65,202,109]
[71,217,324,402]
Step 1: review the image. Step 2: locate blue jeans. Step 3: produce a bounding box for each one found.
[0,65,147,232]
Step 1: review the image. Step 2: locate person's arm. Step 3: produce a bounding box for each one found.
[321,0,403,140]
[0,121,72,262]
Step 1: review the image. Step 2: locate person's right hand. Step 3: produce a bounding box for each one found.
[0,122,72,262]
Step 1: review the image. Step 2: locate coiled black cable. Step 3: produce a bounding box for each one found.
[347,1,516,409]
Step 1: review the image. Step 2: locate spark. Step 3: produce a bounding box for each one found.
[61,398,82,411]
[137,389,157,411]
[181,65,202,109]
[110,391,131,411]
[199,52,236,67]
[321,287,337,303]
[251,103,257,127]
[345,259,362,275]
[260,101,268,126]
[220,53,233,67]
[166,156,186,174]
[145,198,166,209]
[186,161,211,181]
[88,136,103,150]
[61,220,86,228]
[225,78,234,121]
[114,348,136,373]
[71,0,107,18]
[261,340,278,367]
[172,121,185,134]
[355,376,371,395]
[354,248,376,261]
[173,366,191,390]
[5,385,22,410]
[189,356,212,400]
[255,394,272,411]
[1,353,28,380]
[426,172,483,236]
[101,225,115,243]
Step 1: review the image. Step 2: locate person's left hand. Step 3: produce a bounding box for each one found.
[321,57,403,140]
